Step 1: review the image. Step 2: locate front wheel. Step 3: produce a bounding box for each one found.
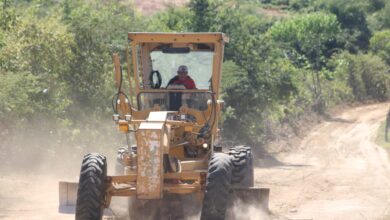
[75,153,107,220]
[200,153,233,220]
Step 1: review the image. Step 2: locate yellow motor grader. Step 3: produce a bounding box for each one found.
[59,32,269,220]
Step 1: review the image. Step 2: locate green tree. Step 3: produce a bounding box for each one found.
[315,0,373,52]
[267,12,340,111]
[376,2,390,29]
[0,0,17,31]
[333,53,390,101]
[146,7,192,32]
[61,1,141,119]
[370,30,390,65]
[0,10,74,123]
[189,0,212,31]
[268,13,340,70]
[221,61,258,143]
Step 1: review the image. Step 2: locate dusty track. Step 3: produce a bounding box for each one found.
[256,102,390,220]
[0,103,389,219]
[0,175,73,220]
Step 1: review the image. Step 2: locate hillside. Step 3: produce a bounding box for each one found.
[135,0,189,14]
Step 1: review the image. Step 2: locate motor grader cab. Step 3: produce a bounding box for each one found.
[59,33,269,220]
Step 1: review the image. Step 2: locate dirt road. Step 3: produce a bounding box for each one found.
[0,175,74,220]
[0,103,389,219]
[256,102,390,220]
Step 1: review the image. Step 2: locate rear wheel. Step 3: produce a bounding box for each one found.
[200,153,233,220]
[76,153,107,220]
[229,145,254,187]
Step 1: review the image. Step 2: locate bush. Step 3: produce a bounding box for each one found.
[334,53,390,101]
[370,30,390,65]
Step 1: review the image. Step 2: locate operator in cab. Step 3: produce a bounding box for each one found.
[167,65,196,89]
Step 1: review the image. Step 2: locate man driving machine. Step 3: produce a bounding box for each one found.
[166,65,196,110]
[167,65,196,89]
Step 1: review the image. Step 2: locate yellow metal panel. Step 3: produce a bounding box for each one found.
[136,122,164,199]
[180,160,208,171]
[164,171,201,180]
[118,122,128,132]
[131,44,140,95]
[132,109,152,120]
[126,46,135,105]
[110,174,137,183]
[108,188,137,197]
[169,146,185,159]
[163,183,201,194]
[113,54,121,88]
[128,32,228,43]
[211,40,224,99]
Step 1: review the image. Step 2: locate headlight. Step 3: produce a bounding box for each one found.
[112,114,120,122]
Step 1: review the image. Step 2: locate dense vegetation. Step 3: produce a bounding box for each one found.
[0,0,389,164]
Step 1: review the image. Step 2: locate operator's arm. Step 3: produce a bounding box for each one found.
[185,78,196,89]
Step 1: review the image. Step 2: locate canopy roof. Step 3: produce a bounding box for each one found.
[128,32,229,44]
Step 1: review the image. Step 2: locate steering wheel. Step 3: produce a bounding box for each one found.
[149,70,162,89]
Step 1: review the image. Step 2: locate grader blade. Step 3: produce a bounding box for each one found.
[58,181,78,213]
[232,187,270,212]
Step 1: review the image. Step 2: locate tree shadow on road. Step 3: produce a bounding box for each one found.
[323,114,355,123]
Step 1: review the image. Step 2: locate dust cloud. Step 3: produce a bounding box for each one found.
[227,199,270,220]
[0,120,270,220]
[109,196,270,220]
[0,117,123,220]
[0,117,123,177]
[184,198,269,220]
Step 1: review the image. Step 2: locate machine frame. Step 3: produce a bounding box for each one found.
[106,32,229,206]
[59,33,269,220]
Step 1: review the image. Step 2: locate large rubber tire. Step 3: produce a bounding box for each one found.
[229,145,254,187]
[76,153,107,220]
[200,153,233,220]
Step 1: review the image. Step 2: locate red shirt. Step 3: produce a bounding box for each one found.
[168,76,196,89]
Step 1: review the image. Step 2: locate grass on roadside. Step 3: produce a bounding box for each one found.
[376,120,390,149]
